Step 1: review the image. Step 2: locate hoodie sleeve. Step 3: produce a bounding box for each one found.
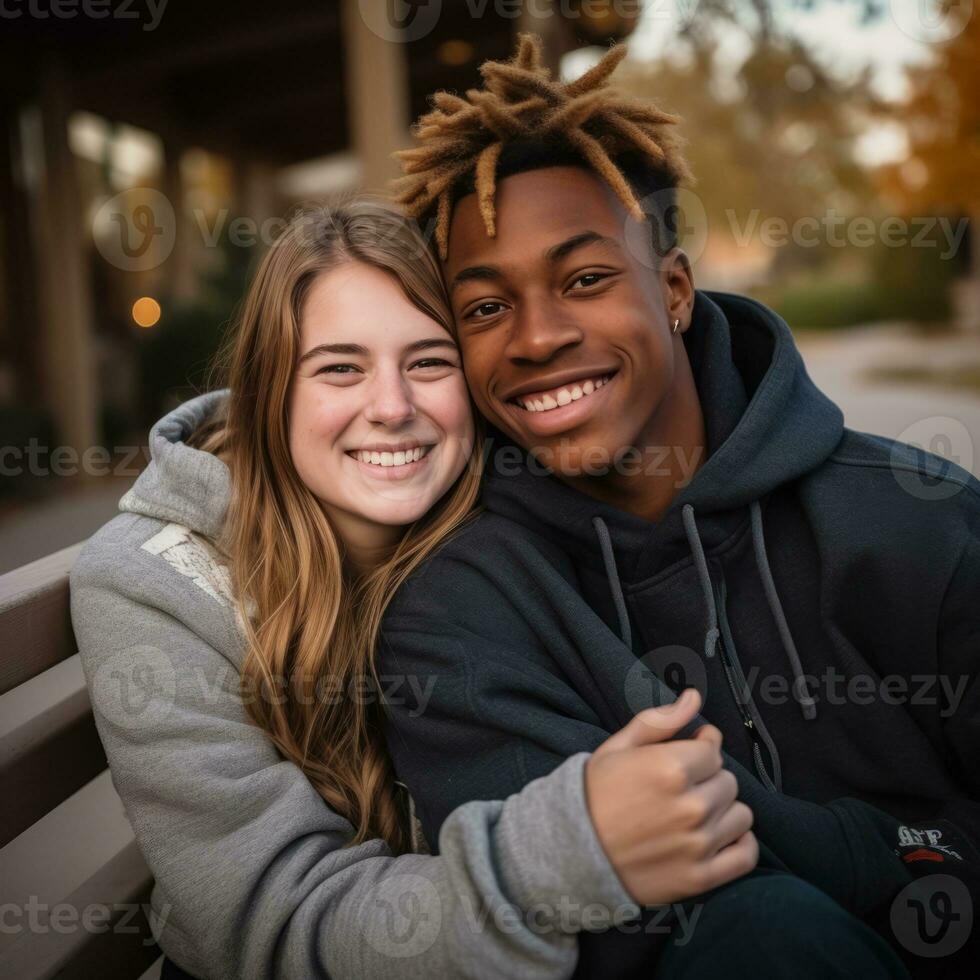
[69,548,636,980]
[881,513,980,889]
[379,554,921,931]
[822,496,980,912]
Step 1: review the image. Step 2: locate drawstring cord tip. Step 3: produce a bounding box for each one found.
[704,626,719,658]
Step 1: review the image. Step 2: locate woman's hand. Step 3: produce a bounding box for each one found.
[585,688,758,906]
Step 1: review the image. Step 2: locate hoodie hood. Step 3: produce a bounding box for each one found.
[481,289,844,730]
[482,288,844,565]
[119,389,231,540]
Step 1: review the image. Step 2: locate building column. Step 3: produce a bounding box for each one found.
[34,59,99,454]
[160,137,197,304]
[0,102,42,406]
[340,0,412,192]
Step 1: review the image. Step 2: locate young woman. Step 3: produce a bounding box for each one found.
[70,199,756,979]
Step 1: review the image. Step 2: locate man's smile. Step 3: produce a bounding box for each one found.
[509,371,616,413]
[502,369,620,436]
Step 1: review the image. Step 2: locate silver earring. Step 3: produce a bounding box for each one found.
[672,318,680,334]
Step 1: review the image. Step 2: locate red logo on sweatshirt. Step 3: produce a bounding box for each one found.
[897,825,963,864]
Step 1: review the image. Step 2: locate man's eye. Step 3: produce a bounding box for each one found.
[470,301,505,318]
[570,273,608,290]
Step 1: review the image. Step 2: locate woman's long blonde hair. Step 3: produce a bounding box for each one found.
[190,199,483,852]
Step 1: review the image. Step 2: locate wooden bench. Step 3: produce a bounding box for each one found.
[0,544,165,979]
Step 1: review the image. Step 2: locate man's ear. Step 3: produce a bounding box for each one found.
[661,247,695,333]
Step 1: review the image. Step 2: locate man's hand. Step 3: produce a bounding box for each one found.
[585,688,758,905]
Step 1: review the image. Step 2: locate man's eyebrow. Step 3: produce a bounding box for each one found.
[451,231,619,292]
[546,231,619,263]
[297,342,368,365]
[451,265,502,291]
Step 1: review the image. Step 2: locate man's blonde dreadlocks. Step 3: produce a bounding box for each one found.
[391,33,694,259]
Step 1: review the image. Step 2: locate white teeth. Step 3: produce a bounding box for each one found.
[516,375,611,413]
[355,446,428,467]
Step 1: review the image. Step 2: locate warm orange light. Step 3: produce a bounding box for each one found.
[437,40,474,66]
[132,296,161,328]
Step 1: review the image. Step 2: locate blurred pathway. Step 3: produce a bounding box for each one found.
[796,324,980,477]
[0,475,135,575]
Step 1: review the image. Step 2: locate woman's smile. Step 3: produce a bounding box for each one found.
[346,443,435,480]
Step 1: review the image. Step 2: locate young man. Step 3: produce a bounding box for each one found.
[380,35,978,977]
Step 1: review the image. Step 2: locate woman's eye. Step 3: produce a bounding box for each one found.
[316,363,359,375]
[411,358,454,370]
[570,272,608,290]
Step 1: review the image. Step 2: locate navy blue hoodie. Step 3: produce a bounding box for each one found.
[380,290,980,974]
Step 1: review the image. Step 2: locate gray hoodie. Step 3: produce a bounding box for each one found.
[69,391,638,980]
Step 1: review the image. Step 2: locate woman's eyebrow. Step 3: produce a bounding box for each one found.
[298,338,456,366]
[298,342,368,365]
[405,338,458,354]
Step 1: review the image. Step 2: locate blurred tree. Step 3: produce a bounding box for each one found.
[877,8,979,292]
[619,9,884,281]
[611,0,968,330]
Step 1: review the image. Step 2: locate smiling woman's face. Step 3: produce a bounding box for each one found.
[288,261,474,553]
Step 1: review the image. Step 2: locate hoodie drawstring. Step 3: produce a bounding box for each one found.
[592,517,632,651]
[591,502,817,722]
[748,500,818,721]
[681,505,720,659]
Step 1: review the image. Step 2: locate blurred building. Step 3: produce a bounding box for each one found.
[0,0,640,467]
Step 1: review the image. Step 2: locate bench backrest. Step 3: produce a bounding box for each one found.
[0,544,161,979]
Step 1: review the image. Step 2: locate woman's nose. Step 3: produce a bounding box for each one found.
[364,372,417,426]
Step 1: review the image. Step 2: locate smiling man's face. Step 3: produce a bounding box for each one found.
[445,165,697,478]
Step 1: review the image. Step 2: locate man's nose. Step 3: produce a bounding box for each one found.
[364,370,417,426]
[504,299,583,364]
